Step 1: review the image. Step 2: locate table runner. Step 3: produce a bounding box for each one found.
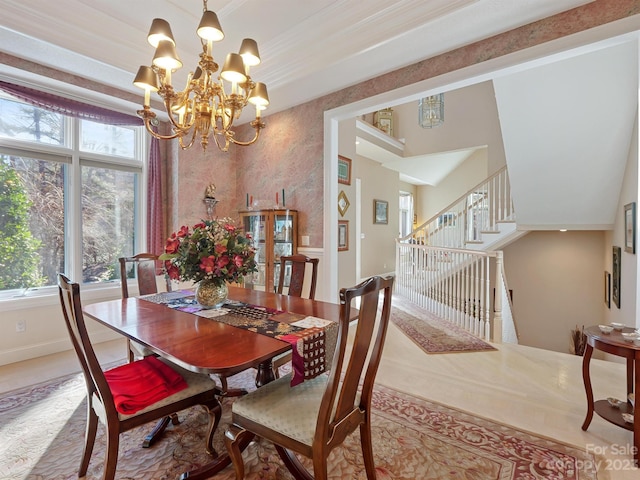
[139,291,337,386]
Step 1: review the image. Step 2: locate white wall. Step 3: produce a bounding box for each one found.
[393,81,506,174]
[1,287,123,366]
[604,113,639,329]
[502,231,605,353]
[417,148,489,223]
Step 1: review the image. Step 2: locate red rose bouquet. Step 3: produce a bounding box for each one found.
[160,218,257,286]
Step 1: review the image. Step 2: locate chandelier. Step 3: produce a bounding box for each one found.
[133,0,269,152]
[418,94,444,129]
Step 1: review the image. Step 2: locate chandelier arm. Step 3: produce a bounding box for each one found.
[179,125,199,150]
[140,116,182,141]
[212,131,230,152]
[163,96,190,133]
[229,120,265,147]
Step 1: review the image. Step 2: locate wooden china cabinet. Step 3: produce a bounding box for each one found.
[239,209,298,293]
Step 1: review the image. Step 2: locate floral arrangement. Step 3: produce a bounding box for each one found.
[160,218,257,286]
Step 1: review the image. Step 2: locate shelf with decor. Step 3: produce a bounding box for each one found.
[239,209,297,293]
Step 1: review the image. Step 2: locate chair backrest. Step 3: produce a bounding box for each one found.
[58,274,117,417]
[316,275,394,448]
[276,254,319,299]
[119,253,170,299]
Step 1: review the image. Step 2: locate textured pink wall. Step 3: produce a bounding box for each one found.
[166,142,238,234]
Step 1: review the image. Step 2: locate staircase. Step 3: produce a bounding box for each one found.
[396,166,519,343]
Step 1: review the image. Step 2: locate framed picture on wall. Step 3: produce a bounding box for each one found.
[625,202,636,254]
[374,199,388,224]
[604,271,611,308]
[612,246,621,308]
[338,220,349,251]
[338,190,350,217]
[338,155,351,185]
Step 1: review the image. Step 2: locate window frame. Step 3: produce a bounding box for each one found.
[0,96,147,303]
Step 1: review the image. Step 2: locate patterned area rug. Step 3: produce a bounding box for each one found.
[1,368,598,479]
[391,295,497,353]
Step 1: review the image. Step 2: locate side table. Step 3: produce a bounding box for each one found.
[582,325,639,464]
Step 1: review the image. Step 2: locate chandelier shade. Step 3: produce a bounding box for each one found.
[196,11,224,41]
[418,94,445,129]
[152,40,182,71]
[220,53,248,83]
[134,0,268,152]
[147,18,175,47]
[239,38,261,67]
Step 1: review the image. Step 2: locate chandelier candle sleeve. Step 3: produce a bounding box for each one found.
[133,0,270,153]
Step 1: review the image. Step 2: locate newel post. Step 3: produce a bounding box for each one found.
[493,251,503,343]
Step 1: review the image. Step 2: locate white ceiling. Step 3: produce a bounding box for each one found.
[0,0,592,120]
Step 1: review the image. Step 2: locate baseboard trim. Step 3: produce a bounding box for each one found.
[0,330,120,366]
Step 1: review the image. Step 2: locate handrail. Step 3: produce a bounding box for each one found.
[400,166,513,249]
[395,242,506,342]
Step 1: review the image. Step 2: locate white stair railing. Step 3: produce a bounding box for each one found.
[395,243,506,342]
[404,166,513,248]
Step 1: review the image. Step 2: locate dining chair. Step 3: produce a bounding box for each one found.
[118,253,170,363]
[276,254,319,299]
[273,254,320,378]
[57,274,222,480]
[119,253,183,448]
[224,275,394,480]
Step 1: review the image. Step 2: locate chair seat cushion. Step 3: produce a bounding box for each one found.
[232,372,327,446]
[105,356,188,414]
[93,358,217,422]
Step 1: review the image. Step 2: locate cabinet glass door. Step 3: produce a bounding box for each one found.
[273,212,294,290]
[243,213,267,289]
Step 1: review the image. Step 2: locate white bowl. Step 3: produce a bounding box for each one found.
[599,324,613,334]
[621,332,639,342]
[611,322,626,331]
[608,397,624,408]
[622,413,634,424]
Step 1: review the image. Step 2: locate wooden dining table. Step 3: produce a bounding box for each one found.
[82,285,346,480]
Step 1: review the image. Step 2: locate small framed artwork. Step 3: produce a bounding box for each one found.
[612,246,621,308]
[338,155,351,185]
[625,202,636,254]
[374,199,388,225]
[604,271,611,308]
[374,108,393,136]
[338,190,350,217]
[338,220,349,251]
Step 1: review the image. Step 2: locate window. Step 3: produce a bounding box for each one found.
[0,93,145,296]
[399,192,413,238]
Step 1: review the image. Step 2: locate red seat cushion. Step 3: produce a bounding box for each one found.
[105,356,187,414]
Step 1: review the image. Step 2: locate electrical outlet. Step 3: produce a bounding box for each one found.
[16,320,26,333]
